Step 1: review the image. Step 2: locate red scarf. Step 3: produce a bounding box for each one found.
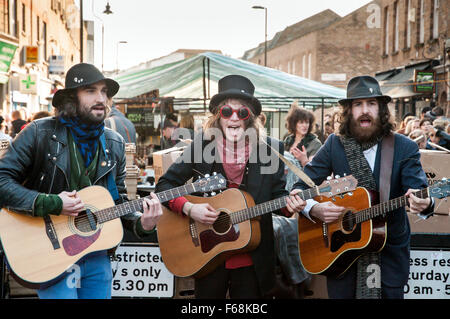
[216,137,251,186]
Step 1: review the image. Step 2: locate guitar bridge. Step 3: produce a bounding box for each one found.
[189,218,199,247]
[322,222,329,248]
[44,215,60,250]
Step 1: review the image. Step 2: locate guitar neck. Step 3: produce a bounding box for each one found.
[95,184,197,224]
[231,187,320,224]
[355,188,429,223]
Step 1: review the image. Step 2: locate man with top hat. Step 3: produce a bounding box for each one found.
[156,74,306,298]
[293,75,434,299]
[0,63,162,299]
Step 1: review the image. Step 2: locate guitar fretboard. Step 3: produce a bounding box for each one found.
[354,188,428,224]
[231,187,320,224]
[95,183,197,224]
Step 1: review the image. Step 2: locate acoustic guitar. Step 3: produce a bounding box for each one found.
[0,173,226,288]
[298,178,450,278]
[157,175,357,278]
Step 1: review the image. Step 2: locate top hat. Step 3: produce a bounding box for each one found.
[338,75,391,106]
[209,75,261,116]
[52,63,120,108]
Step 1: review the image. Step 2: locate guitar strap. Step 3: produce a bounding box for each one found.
[260,139,316,188]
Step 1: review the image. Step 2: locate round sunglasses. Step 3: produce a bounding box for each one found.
[219,105,251,120]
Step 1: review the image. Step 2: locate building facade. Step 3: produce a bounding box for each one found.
[377,0,449,118]
[0,0,89,119]
[242,1,382,89]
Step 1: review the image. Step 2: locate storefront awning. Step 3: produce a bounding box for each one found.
[377,60,439,98]
[0,40,18,84]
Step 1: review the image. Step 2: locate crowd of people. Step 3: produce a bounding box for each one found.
[0,62,447,301]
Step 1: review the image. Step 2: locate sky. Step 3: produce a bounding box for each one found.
[78,0,373,72]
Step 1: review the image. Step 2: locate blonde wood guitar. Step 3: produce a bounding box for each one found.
[0,174,226,288]
[157,175,358,278]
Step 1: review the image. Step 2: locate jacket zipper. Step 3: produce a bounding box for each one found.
[94,162,116,185]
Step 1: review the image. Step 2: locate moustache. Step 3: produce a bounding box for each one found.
[90,104,106,109]
[356,115,374,122]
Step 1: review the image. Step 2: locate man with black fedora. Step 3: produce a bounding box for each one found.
[156,74,306,298]
[0,63,162,299]
[293,75,434,299]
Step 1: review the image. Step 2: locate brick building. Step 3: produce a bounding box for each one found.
[0,0,90,118]
[242,1,382,89]
[376,0,449,119]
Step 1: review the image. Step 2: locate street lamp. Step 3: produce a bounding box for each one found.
[252,5,267,67]
[103,2,113,14]
[116,41,127,74]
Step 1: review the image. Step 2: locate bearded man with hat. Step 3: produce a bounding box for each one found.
[156,74,306,298]
[0,63,162,299]
[293,75,434,299]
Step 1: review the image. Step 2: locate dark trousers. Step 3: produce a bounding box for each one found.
[326,264,404,299]
[195,264,262,299]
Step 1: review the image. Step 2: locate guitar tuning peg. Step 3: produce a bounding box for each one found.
[210,191,216,196]
[205,174,210,178]
[203,193,209,197]
[335,175,340,179]
[213,172,217,176]
[343,173,347,176]
[327,176,332,181]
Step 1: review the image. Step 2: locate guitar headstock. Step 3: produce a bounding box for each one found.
[194,173,227,193]
[317,175,358,198]
[429,178,450,200]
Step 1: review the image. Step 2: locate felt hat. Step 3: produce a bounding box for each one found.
[339,75,391,106]
[52,63,119,108]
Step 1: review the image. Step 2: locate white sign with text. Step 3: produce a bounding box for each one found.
[405,250,450,299]
[110,244,174,298]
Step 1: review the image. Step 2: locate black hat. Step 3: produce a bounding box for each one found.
[209,75,261,116]
[339,75,391,106]
[52,63,119,108]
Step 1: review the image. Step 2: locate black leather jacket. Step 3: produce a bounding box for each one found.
[0,117,142,236]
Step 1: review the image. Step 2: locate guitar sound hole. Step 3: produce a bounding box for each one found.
[74,211,98,233]
[212,211,231,234]
[341,210,356,232]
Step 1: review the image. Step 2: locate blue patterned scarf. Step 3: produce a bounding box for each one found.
[59,116,104,167]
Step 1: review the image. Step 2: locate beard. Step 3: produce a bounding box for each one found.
[77,103,107,125]
[349,114,383,144]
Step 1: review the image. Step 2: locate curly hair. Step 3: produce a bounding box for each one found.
[285,106,315,136]
[53,89,78,118]
[338,99,396,138]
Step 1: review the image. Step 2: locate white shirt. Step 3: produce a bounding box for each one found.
[0,131,12,143]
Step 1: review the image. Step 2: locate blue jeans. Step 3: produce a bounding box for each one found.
[37,252,112,299]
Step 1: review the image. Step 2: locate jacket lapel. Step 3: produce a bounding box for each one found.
[51,123,70,187]
[94,134,115,183]
[245,142,264,201]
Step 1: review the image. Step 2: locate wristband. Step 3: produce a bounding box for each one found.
[187,203,194,218]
